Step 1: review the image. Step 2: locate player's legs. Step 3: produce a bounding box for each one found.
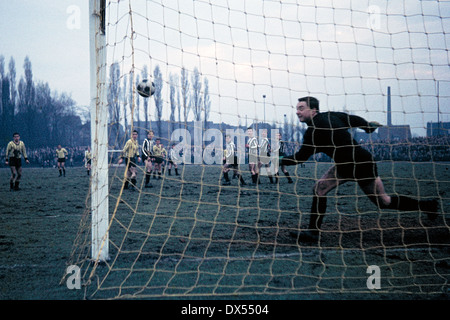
[14,166,22,190]
[222,164,231,185]
[258,161,274,184]
[281,165,293,183]
[359,177,439,219]
[144,159,153,187]
[233,166,246,185]
[9,166,17,190]
[294,166,348,242]
[310,165,348,230]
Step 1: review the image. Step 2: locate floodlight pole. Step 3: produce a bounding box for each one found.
[263,95,266,124]
[89,0,109,262]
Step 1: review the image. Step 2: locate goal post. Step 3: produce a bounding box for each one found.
[89,0,109,262]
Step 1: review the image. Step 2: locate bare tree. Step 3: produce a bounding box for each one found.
[169,73,178,136]
[107,62,122,144]
[153,65,163,137]
[180,67,190,124]
[191,67,202,122]
[203,77,211,131]
[141,65,149,131]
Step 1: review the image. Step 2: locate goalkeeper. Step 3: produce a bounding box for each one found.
[282,96,439,242]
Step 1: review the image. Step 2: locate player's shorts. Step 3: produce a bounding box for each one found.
[142,154,154,162]
[225,156,238,167]
[87,159,91,165]
[154,156,163,164]
[58,158,66,163]
[248,152,258,165]
[335,148,378,186]
[259,155,271,165]
[8,157,22,168]
[125,157,137,168]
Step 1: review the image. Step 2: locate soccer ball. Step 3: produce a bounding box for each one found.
[137,79,155,98]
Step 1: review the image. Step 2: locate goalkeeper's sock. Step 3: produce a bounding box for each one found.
[145,173,150,185]
[59,169,62,176]
[386,196,418,211]
[175,168,179,175]
[124,180,129,189]
[268,175,274,184]
[386,196,439,218]
[223,171,230,182]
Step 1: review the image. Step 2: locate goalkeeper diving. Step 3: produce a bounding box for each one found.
[281,96,439,243]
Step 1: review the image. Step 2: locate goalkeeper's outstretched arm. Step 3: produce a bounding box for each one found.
[281,143,314,166]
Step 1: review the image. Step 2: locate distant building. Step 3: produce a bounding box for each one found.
[427,122,450,137]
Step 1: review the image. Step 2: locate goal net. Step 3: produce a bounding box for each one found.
[67,0,450,299]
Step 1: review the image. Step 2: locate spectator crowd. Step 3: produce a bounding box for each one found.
[1,135,449,168]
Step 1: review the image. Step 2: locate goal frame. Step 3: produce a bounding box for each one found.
[89,0,109,262]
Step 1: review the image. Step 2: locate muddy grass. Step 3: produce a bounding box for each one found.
[0,162,449,300]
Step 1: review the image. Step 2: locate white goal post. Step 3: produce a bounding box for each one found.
[89,0,109,262]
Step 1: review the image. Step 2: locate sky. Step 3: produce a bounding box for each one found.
[1,0,449,137]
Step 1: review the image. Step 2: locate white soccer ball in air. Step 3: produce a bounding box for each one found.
[137,79,155,98]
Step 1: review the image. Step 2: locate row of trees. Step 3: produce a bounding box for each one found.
[107,63,308,146]
[108,63,212,145]
[0,54,303,149]
[0,55,88,147]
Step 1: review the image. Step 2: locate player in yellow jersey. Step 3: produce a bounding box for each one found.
[152,138,165,180]
[118,130,141,190]
[5,132,29,191]
[56,145,68,177]
[83,146,92,176]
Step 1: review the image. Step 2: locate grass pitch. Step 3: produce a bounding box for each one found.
[0,161,449,299]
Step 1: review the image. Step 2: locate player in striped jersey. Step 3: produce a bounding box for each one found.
[56,145,68,177]
[83,146,92,176]
[152,138,165,180]
[142,130,155,188]
[257,129,274,184]
[5,132,29,191]
[167,143,180,176]
[246,127,259,185]
[222,135,246,186]
[118,130,141,190]
[273,132,293,184]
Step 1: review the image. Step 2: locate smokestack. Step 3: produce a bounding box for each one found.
[387,86,392,126]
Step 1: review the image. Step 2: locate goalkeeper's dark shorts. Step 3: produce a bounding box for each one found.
[335,149,378,187]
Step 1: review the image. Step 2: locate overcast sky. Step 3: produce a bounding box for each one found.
[1,0,449,136]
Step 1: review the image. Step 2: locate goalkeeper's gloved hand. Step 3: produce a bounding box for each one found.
[367,121,382,133]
